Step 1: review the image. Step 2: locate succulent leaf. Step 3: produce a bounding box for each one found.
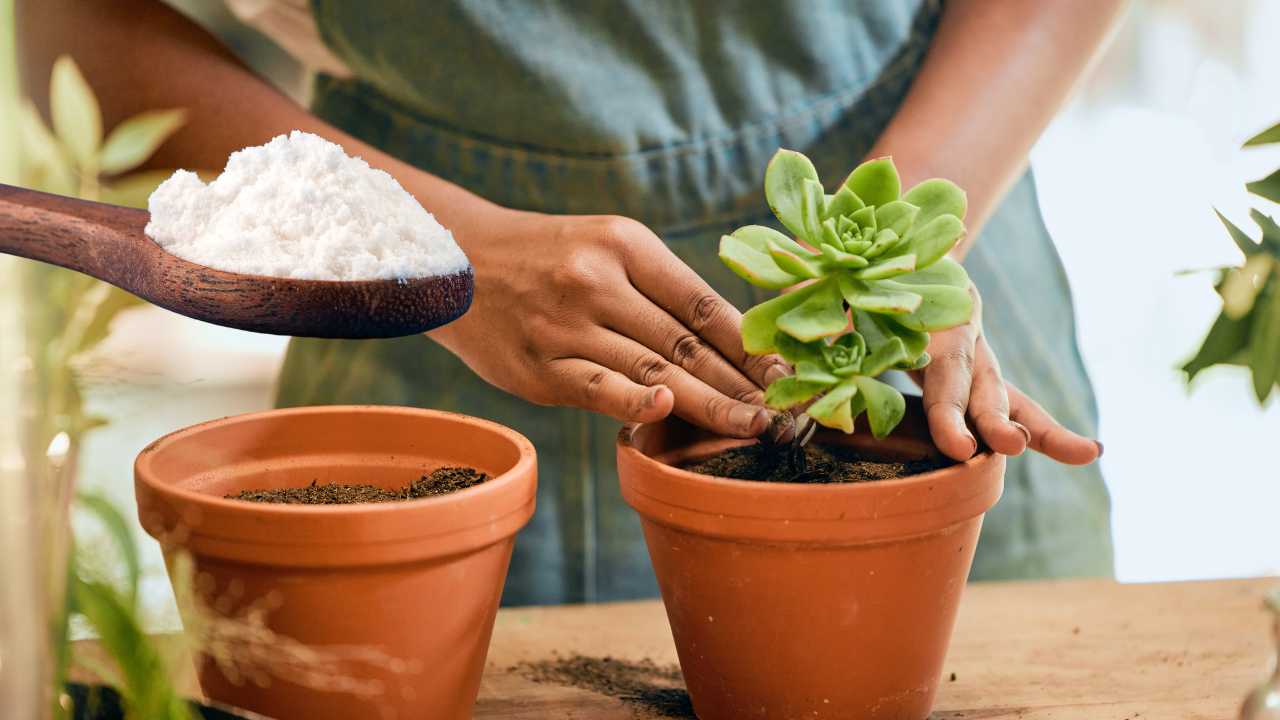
[852,377,906,439]
[801,178,826,241]
[892,256,971,289]
[884,281,973,331]
[839,275,923,314]
[824,186,865,220]
[875,200,920,238]
[859,336,909,377]
[906,214,966,268]
[741,282,822,353]
[776,279,849,341]
[795,360,840,385]
[719,234,802,289]
[769,240,823,279]
[774,331,828,366]
[765,149,821,239]
[765,375,830,410]
[903,178,967,225]
[807,379,861,433]
[731,224,816,258]
[854,310,930,362]
[854,253,916,280]
[819,243,870,270]
[844,157,901,208]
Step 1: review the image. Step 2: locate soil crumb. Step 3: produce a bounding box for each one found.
[512,654,694,719]
[226,466,488,504]
[682,442,951,484]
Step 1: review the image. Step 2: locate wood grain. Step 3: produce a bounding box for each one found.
[72,577,1276,718]
[0,183,473,338]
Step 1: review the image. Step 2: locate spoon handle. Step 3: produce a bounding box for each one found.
[0,183,153,288]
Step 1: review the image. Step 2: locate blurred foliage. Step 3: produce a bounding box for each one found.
[1183,119,1280,404]
[15,54,192,719]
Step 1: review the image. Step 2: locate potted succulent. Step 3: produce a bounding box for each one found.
[618,149,1005,720]
[134,406,537,720]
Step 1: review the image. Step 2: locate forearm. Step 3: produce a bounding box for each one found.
[16,0,491,229]
[869,0,1126,256]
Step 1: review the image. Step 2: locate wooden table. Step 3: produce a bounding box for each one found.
[76,577,1276,719]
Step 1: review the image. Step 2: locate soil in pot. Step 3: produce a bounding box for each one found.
[681,442,951,483]
[226,466,487,504]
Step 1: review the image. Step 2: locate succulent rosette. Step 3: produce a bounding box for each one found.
[720,149,974,436]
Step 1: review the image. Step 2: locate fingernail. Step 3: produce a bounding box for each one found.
[765,364,790,385]
[1011,421,1031,445]
[1095,441,1104,458]
[645,388,661,407]
[962,430,977,457]
[730,405,768,434]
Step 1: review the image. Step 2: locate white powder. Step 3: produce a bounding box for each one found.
[145,131,469,280]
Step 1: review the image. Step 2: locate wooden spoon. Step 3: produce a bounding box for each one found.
[0,183,474,339]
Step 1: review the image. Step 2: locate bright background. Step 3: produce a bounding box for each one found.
[2,1,1277,627]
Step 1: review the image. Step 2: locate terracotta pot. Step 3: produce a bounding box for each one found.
[135,406,536,720]
[617,398,1004,720]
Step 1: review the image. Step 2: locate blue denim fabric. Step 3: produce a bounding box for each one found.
[276,0,1113,605]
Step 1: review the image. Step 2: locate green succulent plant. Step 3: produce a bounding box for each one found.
[1183,118,1280,404]
[720,149,974,437]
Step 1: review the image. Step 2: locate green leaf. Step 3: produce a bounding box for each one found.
[883,280,973,331]
[906,214,966,268]
[100,169,176,209]
[854,309,930,361]
[807,379,861,433]
[893,256,972,289]
[741,282,823,353]
[859,336,909,377]
[819,243,869,269]
[1245,120,1280,147]
[1246,169,1280,204]
[821,218,845,250]
[853,376,907,439]
[50,55,103,169]
[764,375,829,409]
[840,275,922,314]
[765,149,821,239]
[874,200,919,237]
[98,109,187,176]
[1249,282,1280,403]
[774,331,828,366]
[77,493,141,609]
[731,224,817,258]
[850,205,877,233]
[864,228,903,259]
[903,178,968,225]
[1182,307,1253,381]
[776,279,849,341]
[795,360,839,385]
[769,240,822,279]
[1216,209,1260,257]
[824,185,865,220]
[853,253,917,280]
[720,234,802,289]
[1250,210,1280,255]
[844,156,900,208]
[801,178,826,241]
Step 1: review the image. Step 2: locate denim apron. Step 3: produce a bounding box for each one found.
[277,0,1114,605]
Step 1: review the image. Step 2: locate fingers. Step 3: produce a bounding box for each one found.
[966,336,1029,457]
[603,285,767,406]
[548,358,674,424]
[623,232,790,389]
[921,323,980,461]
[1007,384,1102,465]
[582,330,774,438]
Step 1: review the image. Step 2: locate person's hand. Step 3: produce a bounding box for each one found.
[429,206,788,437]
[910,284,1102,464]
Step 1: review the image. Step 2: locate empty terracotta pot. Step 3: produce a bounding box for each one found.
[135,406,536,720]
[617,398,1004,720]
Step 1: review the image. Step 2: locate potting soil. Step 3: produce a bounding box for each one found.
[682,442,951,483]
[225,467,487,504]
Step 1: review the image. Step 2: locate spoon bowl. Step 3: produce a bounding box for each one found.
[0,183,473,338]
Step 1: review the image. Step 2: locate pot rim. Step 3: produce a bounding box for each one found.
[136,405,535,518]
[134,405,537,565]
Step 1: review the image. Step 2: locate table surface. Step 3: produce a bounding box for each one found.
[75,577,1276,719]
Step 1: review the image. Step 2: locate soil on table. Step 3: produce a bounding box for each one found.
[225,466,488,504]
[512,654,693,719]
[682,442,951,484]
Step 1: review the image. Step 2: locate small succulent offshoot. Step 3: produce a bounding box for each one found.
[720,149,975,442]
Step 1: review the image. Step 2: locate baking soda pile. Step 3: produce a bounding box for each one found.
[145,131,469,280]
